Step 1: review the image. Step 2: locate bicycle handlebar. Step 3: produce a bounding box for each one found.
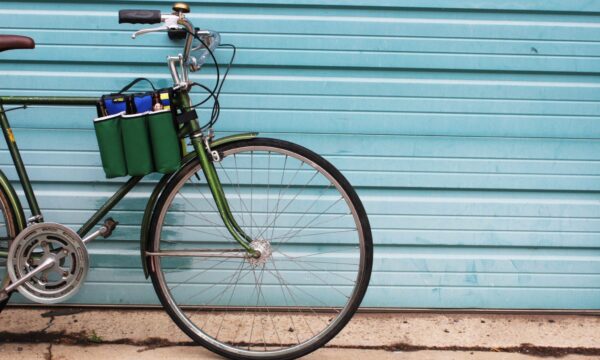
[118,4,213,87]
[118,10,162,24]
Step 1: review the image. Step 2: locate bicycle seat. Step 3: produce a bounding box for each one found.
[0,35,35,52]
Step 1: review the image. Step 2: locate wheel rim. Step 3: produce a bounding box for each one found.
[151,143,368,357]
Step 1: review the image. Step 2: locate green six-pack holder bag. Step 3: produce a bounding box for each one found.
[93,78,182,178]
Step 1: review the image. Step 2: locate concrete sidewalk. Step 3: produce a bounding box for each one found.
[1,307,599,359]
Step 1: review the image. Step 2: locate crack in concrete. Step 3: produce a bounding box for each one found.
[1,330,600,358]
[40,314,55,333]
[370,342,600,358]
[0,330,190,352]
[43,343,52,360]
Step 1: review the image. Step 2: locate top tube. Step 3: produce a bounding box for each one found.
[0,96,97,106]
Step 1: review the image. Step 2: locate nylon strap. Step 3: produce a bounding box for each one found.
[176,109,198,125]
[118,78,156,93]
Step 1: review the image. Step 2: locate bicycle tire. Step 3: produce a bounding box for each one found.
[148,138,372,360]
[0,186,20,313]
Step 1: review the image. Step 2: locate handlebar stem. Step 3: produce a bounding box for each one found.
[168,56,182,85]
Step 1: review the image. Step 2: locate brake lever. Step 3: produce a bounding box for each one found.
[131,14,180,39]
[132,25,168,39]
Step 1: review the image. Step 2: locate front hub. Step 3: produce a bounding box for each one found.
[247,239,272,266]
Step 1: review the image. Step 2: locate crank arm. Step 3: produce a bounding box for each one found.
[0,257,54,299]
[82,218,118,244]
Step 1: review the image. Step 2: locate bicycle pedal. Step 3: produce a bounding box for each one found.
[100,217,119,238]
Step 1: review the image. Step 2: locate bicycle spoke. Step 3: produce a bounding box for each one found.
[268,258,332,330]
[250,150,254,239]
[277,251,358,284]
[255,169,319,240]
[215,259,245,341]
[217,161,262,234]
[178,185,232,241]
[165,256,236,293]
[200,258,247,333]
[270,154,288,242]
[281,255,351,300]
[271,197,346,247]
[270,257,319,338]
[271,228,357,242]
[233,153,248,234]
[264,151,272,236]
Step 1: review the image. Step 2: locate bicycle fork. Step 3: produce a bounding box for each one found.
[190,134,258,257]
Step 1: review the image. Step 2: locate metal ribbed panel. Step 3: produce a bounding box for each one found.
[1,1,599,309]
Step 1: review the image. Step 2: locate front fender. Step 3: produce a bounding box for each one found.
[140,132,258,278]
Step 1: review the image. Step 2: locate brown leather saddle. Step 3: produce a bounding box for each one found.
[0,35,35,52]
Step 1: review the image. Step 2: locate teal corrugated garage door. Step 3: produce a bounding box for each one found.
[1,1,599,309]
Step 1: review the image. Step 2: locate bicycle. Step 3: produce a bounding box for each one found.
[0,3,372,359]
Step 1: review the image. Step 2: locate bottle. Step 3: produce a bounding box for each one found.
[153,93,164,111]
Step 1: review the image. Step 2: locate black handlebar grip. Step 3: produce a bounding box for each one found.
[118,10,161,24]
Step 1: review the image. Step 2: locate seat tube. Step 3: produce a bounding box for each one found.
[0,102,42,221]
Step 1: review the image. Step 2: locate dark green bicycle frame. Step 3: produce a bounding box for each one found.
[0,93,257,256]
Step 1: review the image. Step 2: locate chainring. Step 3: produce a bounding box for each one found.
[7,223,88,304]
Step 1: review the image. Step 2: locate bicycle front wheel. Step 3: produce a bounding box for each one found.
[148,138,372,360]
